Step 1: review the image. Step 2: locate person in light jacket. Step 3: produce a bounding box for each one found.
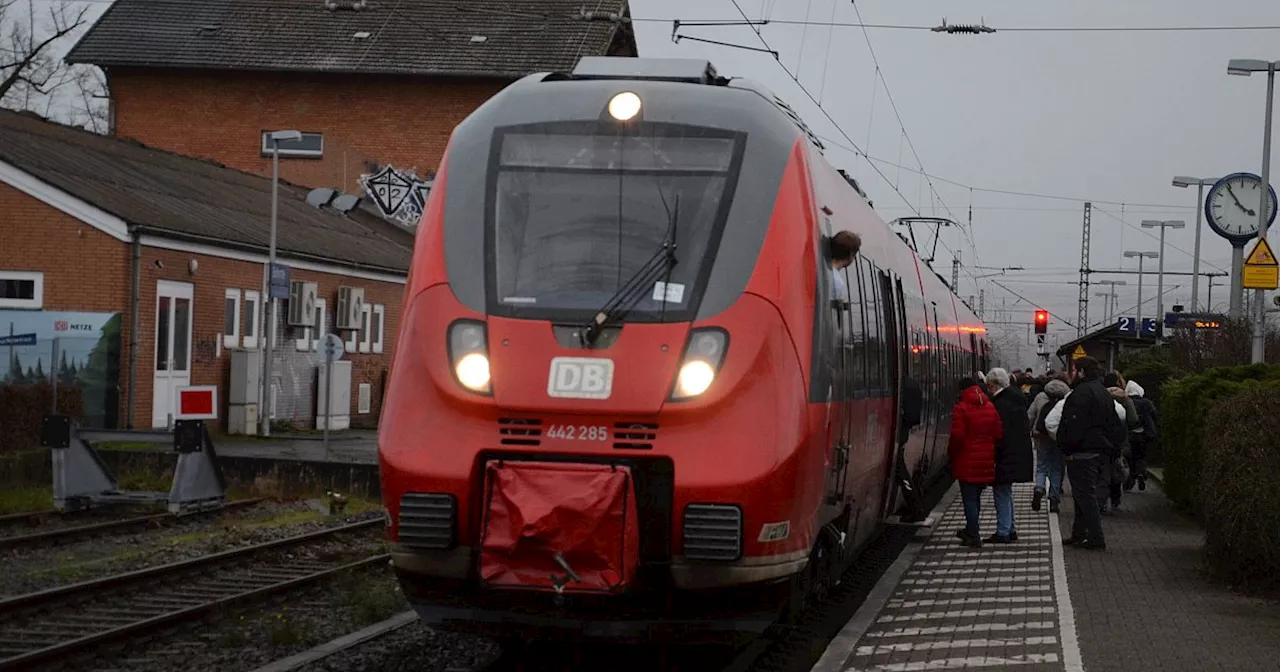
[1027,377,1071,513]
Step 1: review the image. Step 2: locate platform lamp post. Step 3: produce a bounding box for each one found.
[1097,280,1127,324]
[259,129,302,437]
[1124,251,1159,336]
[1140,220,1185,341]
[1228,59,1279,363]
[1172,177,1220,313]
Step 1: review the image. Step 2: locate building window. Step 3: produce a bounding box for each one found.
[261,131,324,158]
[372,304,385,354]
[359,303,372,354]
[243,290,260,349]
[224,289,241,348]
[0,271,43,309]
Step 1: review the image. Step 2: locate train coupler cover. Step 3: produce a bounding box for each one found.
[479,460,640,595]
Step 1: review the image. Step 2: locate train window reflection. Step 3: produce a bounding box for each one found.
[488,124,743,319]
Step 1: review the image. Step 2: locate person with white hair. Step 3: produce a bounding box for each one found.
[984,367,1034,544]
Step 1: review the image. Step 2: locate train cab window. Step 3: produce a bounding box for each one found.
[486,123,744,322]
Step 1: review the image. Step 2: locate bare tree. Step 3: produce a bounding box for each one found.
[0,0,107,132]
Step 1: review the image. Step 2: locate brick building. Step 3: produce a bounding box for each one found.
[65,0,637,227]
[0,109,411,431]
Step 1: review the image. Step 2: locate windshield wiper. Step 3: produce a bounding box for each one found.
[580,195,679,347]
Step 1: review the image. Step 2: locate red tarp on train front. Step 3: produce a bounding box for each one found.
[479,460,639,594]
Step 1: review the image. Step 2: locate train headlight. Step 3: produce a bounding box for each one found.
[608,91,642,121]
[676,360,716,397]
[670,328,729,401]
[448,319,492,395]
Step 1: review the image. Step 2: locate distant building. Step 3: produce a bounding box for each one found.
[65,0,638,227]
[0,109,410,431]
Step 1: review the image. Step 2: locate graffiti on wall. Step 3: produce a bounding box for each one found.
[359,163,435,227]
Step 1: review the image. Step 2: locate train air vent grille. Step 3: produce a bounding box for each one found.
[498,418,542,446]
[398,493,455,550]
[683,504,741,561]
[613,422,658,450]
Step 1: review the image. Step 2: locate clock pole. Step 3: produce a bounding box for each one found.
[1230,243,1247,318]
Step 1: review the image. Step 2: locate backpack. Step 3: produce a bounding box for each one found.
[1034,398,1057,438]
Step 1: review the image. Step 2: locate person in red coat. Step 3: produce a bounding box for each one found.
[948,376,1003,548]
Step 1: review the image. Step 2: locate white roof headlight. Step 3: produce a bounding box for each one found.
[676,360,716,398]
[608,91,642,121]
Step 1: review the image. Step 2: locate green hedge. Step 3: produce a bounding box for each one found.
[1201,384,1280,592]
[0,383,84,455]
[1161,364,1280,514]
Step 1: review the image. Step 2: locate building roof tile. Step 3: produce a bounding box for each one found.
[65,0,632,78]
[0,109,413,273]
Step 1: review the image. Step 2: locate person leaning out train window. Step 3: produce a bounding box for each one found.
[828,231,862,304]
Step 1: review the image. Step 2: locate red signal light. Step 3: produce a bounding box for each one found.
[1034,310,1048,334]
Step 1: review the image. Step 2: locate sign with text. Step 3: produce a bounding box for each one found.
[268,263,292,300]
[0,333,37,347]
[1243,237,1278,290]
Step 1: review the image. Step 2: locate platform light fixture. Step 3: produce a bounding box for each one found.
[608,91,642,121]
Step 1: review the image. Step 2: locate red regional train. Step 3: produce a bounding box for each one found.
[378,56,990,643]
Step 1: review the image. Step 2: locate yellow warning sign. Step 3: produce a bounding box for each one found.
[1245,237,1278,266]
[1072,345,1087,360]
[1243,265,1279,290]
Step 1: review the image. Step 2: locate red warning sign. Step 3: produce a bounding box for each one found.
[175,385,218,420]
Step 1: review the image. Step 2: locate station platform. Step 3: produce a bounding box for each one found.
[812,477,1280,672]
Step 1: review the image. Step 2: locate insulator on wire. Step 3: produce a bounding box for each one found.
[932,18,996,34]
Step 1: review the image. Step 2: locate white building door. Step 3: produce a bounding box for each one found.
[152,280,193,428]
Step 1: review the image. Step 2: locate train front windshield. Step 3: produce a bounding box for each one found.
[486,122,745,322]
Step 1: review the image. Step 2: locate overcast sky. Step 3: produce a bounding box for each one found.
[631,0,1280,362]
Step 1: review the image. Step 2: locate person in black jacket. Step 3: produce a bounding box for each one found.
[985,368,1034,544]
[1057,356,1126,551]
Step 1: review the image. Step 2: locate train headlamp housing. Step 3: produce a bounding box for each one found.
[670,328,729,401]
[447,319,491,395]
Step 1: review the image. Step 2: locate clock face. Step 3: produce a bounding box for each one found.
[1206,174,1276,243]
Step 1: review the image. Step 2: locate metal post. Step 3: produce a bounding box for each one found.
[323,355,332,457]
[1078,202,1092,337]
[1191,181,1206,312]
[1157,226,1167,341]
[51,337,59,413]
[260,140,280,436]
[1253,64,1275,363]
[1136,256,1145,330]
[1231,244,1246,317]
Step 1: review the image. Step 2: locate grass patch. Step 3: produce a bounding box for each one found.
[94,441,166,452]
[115,468,173,492]
[238,509,324,530]
[0,485,53,514]
[335,572,407,626]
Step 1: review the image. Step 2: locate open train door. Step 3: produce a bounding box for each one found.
[882,276,924,521]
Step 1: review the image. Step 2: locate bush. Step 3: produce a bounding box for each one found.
[0,383,84,454]
[1161,364,1280,514]
[1201,385,1280,593]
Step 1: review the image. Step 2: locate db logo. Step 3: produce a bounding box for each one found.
[547,357,615,400]
[54,321,69,332]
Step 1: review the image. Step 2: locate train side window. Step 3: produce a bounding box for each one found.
[844,266,867,397]
[858,260,878,396]
[866,262,887,395]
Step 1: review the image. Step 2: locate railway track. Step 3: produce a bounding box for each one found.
[0,498,266,552]
[0,517,387,671]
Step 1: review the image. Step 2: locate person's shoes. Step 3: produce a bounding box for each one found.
[955,529,977,540]
[1032,489,1044,512]
[1078,538,1107,551]
[961,535,983,548]
[1062,535,1085,546]
[1138,476,1147,492]
[984,534,1013,544]
[1049,498,1061,513]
